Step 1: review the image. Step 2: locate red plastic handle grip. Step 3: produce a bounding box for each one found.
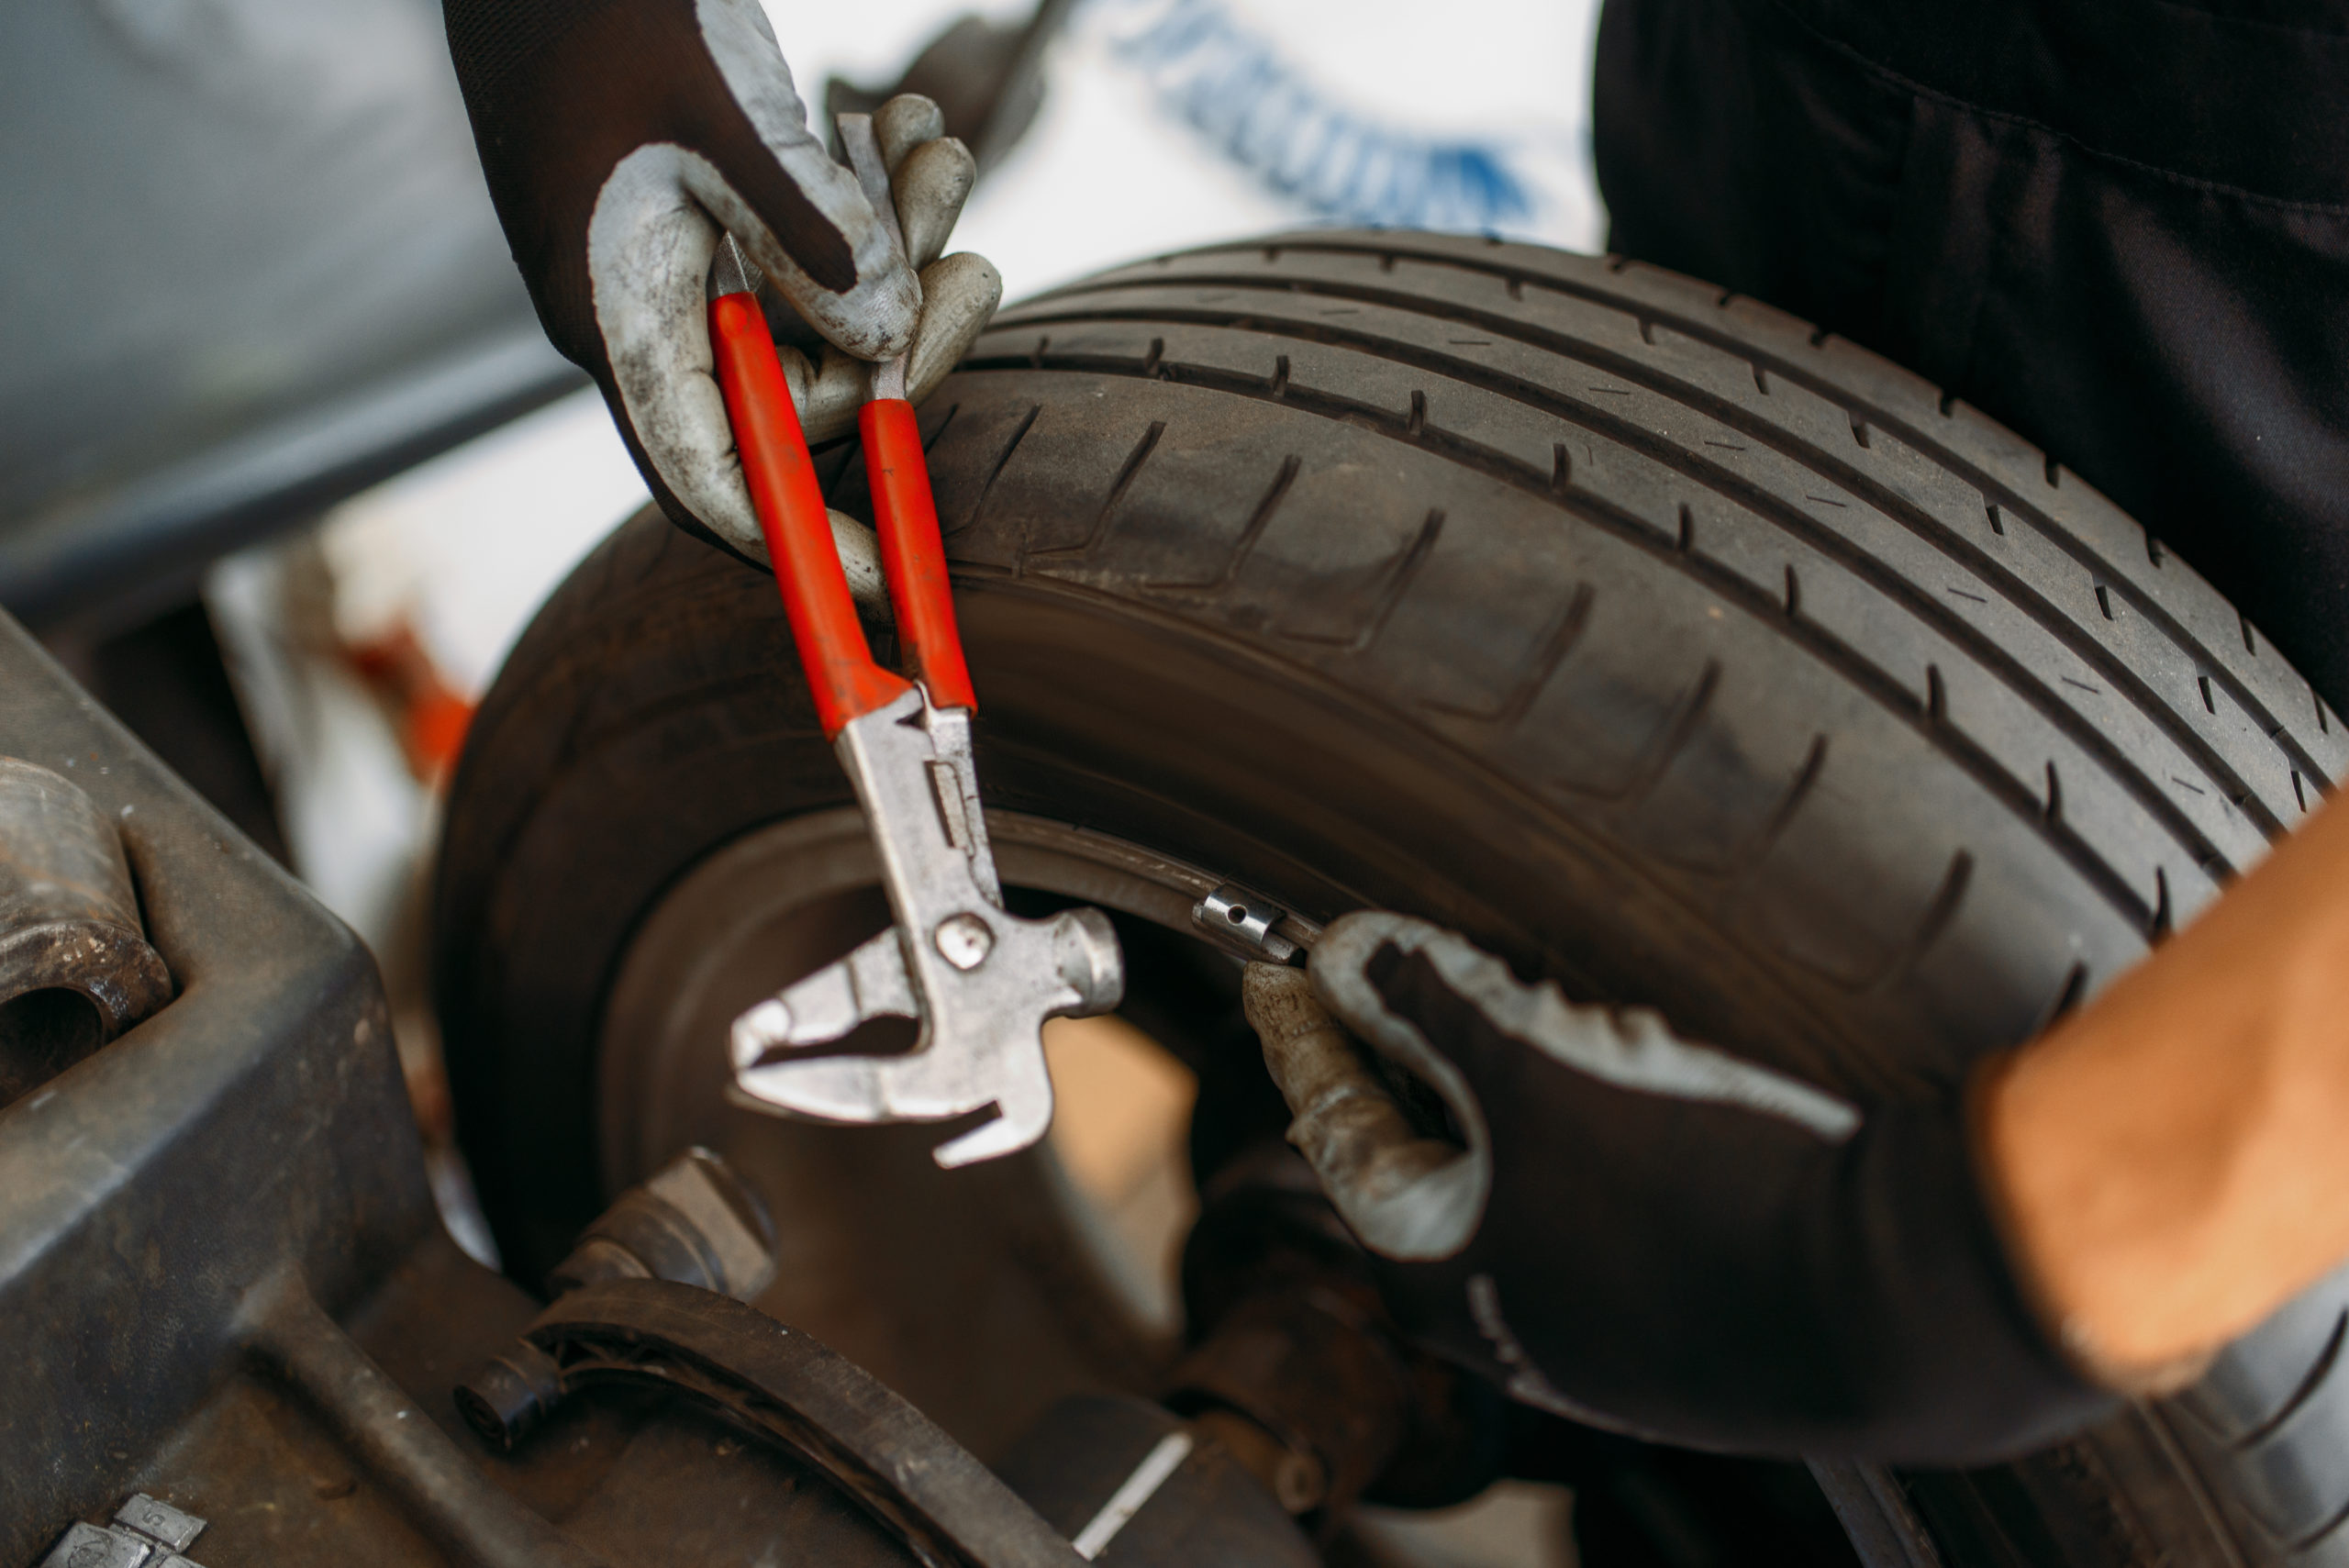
[861,398,977,713]
[708,292,910,738]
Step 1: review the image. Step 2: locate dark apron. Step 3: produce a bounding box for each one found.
[1594,0,2349,712]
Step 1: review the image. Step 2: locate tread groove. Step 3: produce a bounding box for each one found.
[1080,240,2335,797]
[1145,453,1299,592]
[1278,509,1447,652]
[960,347,2204,923]
[2032,962,2092,1037]
[1424,581,1594,725]
[1365,510,1448,651]
[1634,658,1721,806]
[1585,658,1721,807]
[996,289,2286,843]
[1889,850,1974,981]
[920,402,959,453]
[952,403,1041,539]
[1734,734,1829,877]
[1028,419,1163,565]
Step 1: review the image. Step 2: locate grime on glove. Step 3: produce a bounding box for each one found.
[444,0,999,560]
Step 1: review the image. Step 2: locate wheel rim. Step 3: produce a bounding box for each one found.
[594,805,1299,1456]
[597,805,1310,1188]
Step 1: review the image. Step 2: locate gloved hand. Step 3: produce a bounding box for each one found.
[1273,911,2119,1463]
[443,0,1001,561]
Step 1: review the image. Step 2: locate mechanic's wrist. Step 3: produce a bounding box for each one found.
[1969,1050,2215,1394]
[1978,795,2349,1386]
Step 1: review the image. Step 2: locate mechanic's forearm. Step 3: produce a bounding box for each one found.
[1985,792,2349,1383]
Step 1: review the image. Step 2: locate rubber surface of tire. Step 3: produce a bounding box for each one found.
[434,231,2349,1565]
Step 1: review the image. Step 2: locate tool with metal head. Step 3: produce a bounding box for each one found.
[704,117,1122,1170]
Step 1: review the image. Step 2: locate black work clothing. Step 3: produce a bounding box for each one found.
[1596,0,2349,715]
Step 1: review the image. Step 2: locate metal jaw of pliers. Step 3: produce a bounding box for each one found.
[705,117,1123,1169]
[731,687,1122,1167]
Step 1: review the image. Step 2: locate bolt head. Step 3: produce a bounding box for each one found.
[933,912,995,970]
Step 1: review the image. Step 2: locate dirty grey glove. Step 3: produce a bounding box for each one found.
[444,0,1000,561]
[1258,911,2117,1463]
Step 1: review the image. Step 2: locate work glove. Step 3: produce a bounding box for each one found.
[1254,911,2119,1463]
[443,0,1000,561]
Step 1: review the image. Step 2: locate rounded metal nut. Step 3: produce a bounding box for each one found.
[0,757,172,1105]
[548,1147,780,1304]
[932,912,994,971]
[454,1338,565,1451]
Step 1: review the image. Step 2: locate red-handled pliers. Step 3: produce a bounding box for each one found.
[704,120,1122,1171]
[705,252,969,740]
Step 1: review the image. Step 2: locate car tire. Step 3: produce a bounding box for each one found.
[434,230,2349,1565]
